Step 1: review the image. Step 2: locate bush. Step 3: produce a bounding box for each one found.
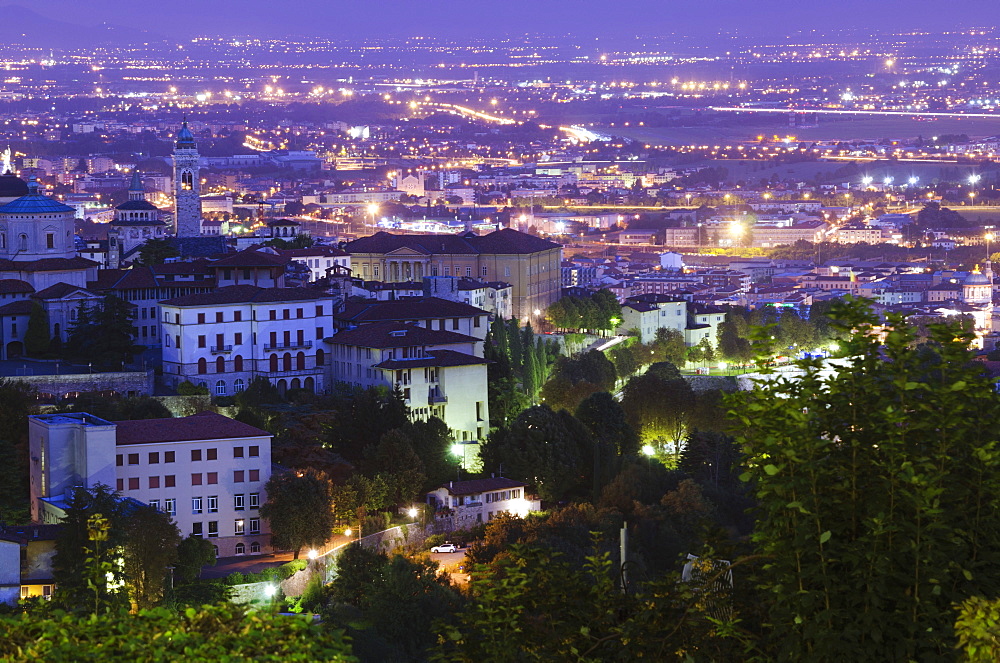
[0,604,356,661]
[177,381,209,396]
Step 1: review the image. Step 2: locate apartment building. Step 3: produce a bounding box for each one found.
[28,411,272,557]
[326,321,489,463]
[160,285,336,396]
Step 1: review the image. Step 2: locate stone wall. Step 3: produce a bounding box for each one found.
[25,370,154,398]
[683,375,740,393]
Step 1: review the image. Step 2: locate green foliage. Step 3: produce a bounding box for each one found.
[621,371,696,462]
[175,535,218,584]
[322,545,462,661]
[176,380,210,395]
[955,596,1000,662]
[540,349,617,412]
[136,238,180,265]
[121,504,181,610]
[260,469,336,558]
[64,395,172,421]
[0,604,356,661]
[65,295,141,368]
[730,298,1000,661]
[0,379,35,524]
[545,289,622,333]
[24,301,50,357]
[363,428,426,507]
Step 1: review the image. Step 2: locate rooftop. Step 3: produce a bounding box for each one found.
[114,411,270,445]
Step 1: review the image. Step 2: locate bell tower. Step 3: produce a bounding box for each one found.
[173,117,202,237]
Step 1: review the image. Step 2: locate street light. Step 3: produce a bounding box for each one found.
[307,549,318,560]
[861,176,873,188]
[366,202,379,230]
[407,507,419,519]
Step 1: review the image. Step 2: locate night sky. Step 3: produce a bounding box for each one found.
[17,0,1000,40]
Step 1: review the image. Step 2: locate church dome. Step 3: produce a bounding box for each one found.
[0,172,29,198]
[175,119,196,148]
[964,271,991,286]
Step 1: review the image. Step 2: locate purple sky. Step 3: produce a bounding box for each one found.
[20,0,999,39]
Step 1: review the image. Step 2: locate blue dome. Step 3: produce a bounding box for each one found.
[175,119,196,148]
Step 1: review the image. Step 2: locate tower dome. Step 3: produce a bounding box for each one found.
[175,117,196,149]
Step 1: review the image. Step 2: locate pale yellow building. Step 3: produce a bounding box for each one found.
[345,229,562,323]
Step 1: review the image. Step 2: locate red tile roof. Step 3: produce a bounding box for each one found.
[114,411,270,445]
[211,248,289,268]
[339,297,488,324]
[346,228,560,256]
[374,348,489,369]
[436,477,526,496]
[0,256,98,272]
[160,285,331,306]
[327,321,479,349]
[0,279,34,294]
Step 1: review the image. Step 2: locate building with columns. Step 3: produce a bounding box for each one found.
[345,228,562,323]
[173,119,202,237]
[108,171,167,267]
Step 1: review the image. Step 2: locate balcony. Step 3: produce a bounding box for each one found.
[264,340,313,351]
[428,392,448,404]
[210,345,233,354]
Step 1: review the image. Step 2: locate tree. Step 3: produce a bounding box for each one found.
[136,238,179,265]
[174,534,217,584]
[364,429,426,507]
[66,295,140,367]
[651,328,687,367]
[621,372,695,464]
[261,468,336,558]
[576,392,638,499]
[730,299,1000,661]
[24,301,50,357]
[0,379,35,524]
[121,504,181,610]
[52,484,129,610]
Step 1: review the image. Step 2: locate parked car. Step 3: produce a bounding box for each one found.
[431,543,458,553]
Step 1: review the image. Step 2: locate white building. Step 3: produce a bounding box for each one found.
[160,285,336,396]
[277,245,351,282]
[617,294,688,343]
[426,477,540,528]
[28,411,273,557]
[326,321,490,459]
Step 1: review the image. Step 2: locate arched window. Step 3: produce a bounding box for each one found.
[291,378,301,390]
[181,171,193,190]
[282,353,292,371]
[215,380,226,396]
[269,354,278,372]
[234,378,245,392]
[315,348,324,366]
[250,541,261,554]
[304,377,315,393]
[216,356,225,373]
[18,234,27,252]
[296,352,305,370]
[233,355,243,372]
[197,358,207,374]
[235,543,245,555]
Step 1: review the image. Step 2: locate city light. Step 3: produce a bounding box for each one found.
[641,444,656,456]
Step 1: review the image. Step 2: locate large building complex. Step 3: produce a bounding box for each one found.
[29,411,273,557]
[345,228,561,323]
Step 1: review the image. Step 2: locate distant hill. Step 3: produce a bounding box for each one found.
[0,4,165,48]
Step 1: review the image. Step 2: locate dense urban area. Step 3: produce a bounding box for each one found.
[2,10,1000,661]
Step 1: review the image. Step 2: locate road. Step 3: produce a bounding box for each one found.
[429,549,470,585]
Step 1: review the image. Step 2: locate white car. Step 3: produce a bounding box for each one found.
[431,543,458,553]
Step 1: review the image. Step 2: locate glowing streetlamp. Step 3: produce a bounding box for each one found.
[407,507,419,520]
[986,230,995,260]
[907,176,918,187]
[307,549,318,560]
[366,203,379,229]
[861,176,873,188]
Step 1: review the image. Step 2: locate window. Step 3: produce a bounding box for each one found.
[234,519,245,535]
[316,327,324,340]
[148,476,160,489]
[18,234,26,251]
[269,310,276,321]
[296,308,303,318]
[165,475,175,487]
[207,495,218,513]
[191,473,202,486]
[250,541,261,553]
[116,478,123,491]
[316,348,324,366]
[234,355,243,371]
[197,358,207,374]
[452,318,459,330]
[474,316,481,328]
[192,497,203,514]
[249,493,260,509]
[234,446,244,458]
[149,452,159,464]
[165,451,175,463]
[234,311,242,322]
[249,446,259,457]
[234,494,245,510]
[466,267,472,277]
[316,305,323,316]
[127,477,138,490]
[191,449,202,462]
[149,499,160,512]
[207,448,217,461]
[192,522,203,537]
[128,453,139,465]
[249,469,260,482]
[215,312,223,323]
[116,454,123,467]
[46,233,54,249]
[234,378,245,392]
[207,472,218,485]
[235,542,245,555]
[482,266,488,277]
[215,380,226,396]
[283,309,290,320]
[234,332,242,345]
[249,518,260,534]
[198,313,205,324]
[234,470,245,483]
[198,335,206,348]
[207,522,218,538]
